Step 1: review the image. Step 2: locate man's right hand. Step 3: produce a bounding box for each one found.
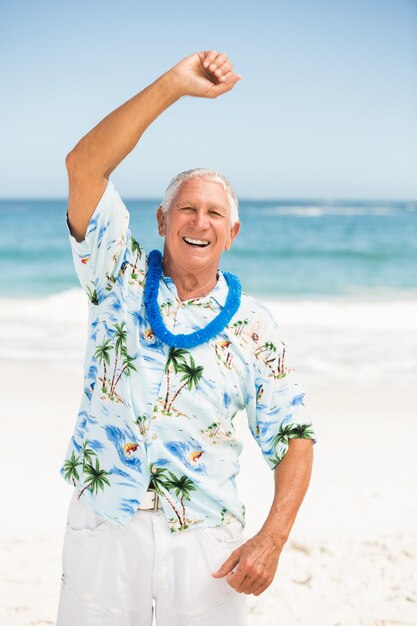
[169,50,243,99]
[65,50,241,226]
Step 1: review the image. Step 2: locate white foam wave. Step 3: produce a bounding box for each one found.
[263,298,417,387]
[253,206,407,218]
[0,289,89,362]
[0,290,416,386]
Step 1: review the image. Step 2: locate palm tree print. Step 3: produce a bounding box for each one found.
[135,414,149,435]
[290,424,315,439]
[232,319,249,336]
[166,354,204,414]
[130,235,143,279]
[277,345,286,377]
[94,324,137,401]
[78,456,111,499]
[255,340,274,358]
[149,464,197,530]
[186,300,215,311]
[165,472,196,527]
[63,450,83,486]
[258,340,289,378]
[62,179,318,530]
[206,421,221,437]
[201,421,234,443]
[271,423,315,449]
[163,347,188,411]
[268,425,315,469]
[63,439,106,491]
[94,338,113,393]
[264,342,277,363]
[149,465,183,528]
[110,350,137,396]
[269,449,286,468]
[80,440,96,469]
[160,301,174,318]
[109,322,127,395]
[86,283,99,305]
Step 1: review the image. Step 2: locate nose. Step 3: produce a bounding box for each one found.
[191,209,210,230]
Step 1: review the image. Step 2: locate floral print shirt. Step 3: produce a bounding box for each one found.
[59,179,317,533]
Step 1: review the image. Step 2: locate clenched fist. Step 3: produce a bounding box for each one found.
[169,50,243,99]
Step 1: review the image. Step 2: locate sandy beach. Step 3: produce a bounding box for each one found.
[2,0,416,622]
[1,353,416,626]
[2,0,417,619]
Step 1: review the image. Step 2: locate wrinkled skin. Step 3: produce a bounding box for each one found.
[211,531,282,596]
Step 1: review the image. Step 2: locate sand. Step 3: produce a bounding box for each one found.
[0,357,416,626]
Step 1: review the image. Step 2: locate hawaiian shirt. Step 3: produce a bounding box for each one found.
[59,179,317,533]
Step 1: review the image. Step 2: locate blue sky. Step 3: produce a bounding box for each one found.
[1,0,416,200]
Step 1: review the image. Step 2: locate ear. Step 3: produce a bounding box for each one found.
[225,221,240,251]
[156,206,166,236]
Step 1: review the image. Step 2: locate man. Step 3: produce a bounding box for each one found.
[57,50,317,625]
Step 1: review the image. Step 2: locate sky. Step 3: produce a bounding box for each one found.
[0,0,416,200]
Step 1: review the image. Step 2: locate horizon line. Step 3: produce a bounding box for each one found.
[0,195,416,204]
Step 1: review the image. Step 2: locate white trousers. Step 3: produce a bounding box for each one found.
[56,491,247,626]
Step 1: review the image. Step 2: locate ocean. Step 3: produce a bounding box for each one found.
[1,196,416,386]
[1,197,417,300]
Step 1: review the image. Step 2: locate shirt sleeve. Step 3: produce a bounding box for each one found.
[246,315,317,470]
[65,178,137,305]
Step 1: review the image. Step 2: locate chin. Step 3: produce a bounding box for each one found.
[183,257,212,269]
[184,253,218,269]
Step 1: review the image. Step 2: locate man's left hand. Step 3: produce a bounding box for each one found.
[211,531,282,596]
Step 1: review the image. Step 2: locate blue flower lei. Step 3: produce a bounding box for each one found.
[144,249,242,349]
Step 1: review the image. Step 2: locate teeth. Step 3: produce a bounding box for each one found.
[183,237,210,246]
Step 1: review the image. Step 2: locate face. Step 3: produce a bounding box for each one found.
[156,177,240,274]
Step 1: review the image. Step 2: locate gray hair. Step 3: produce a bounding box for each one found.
[160,168,239,226]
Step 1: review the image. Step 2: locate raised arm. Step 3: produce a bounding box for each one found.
[65,50,242,242]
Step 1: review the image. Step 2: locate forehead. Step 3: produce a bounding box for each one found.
[172,177,230,209]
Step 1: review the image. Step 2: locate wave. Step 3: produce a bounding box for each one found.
[231,248,415,261]
[244,205,416,217]
[0,289,416,386]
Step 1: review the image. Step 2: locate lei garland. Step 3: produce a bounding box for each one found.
[143,249,242,349]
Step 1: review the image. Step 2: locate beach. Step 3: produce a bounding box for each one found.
[2,1,416,621]
[1,293,416,625]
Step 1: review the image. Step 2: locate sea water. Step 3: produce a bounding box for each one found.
[0,196,416,386]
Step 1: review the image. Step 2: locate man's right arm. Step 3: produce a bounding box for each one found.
[65,72,183,243]
[65,50,242,243]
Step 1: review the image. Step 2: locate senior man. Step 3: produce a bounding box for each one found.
[57,50,316,626]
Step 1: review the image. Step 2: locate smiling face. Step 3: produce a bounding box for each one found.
[156,177,240,276]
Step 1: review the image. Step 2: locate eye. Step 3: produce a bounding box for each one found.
[209,210,223,217]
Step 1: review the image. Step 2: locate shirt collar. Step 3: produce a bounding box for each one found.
[161,270,228,307]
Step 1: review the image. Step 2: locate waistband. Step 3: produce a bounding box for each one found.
[137,488,162,512]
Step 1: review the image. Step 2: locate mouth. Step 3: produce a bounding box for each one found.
[182,237,210,248]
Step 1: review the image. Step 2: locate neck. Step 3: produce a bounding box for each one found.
[162,253,218,302]
[145,249,242,349]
